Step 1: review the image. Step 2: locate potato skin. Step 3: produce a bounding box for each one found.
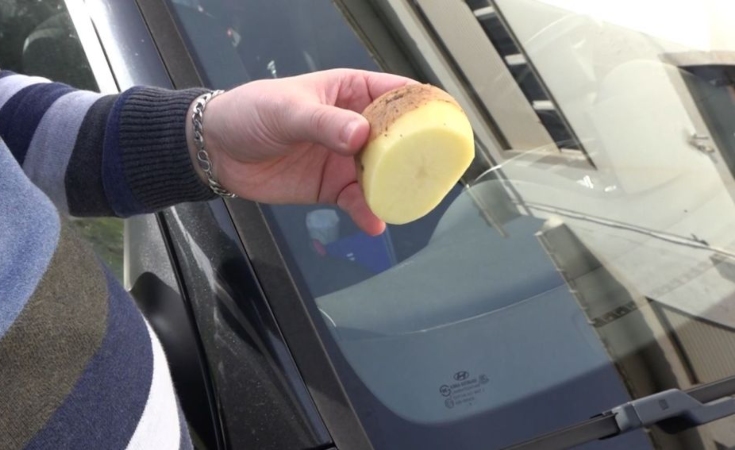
[356,84,463,188]
[361,84,461,142]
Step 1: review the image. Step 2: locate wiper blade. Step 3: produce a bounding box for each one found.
[501,413,619,450]
[502,375,735,450]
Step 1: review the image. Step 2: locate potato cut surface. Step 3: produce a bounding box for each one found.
[358,90,474,225]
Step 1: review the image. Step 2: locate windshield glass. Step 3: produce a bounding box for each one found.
[168,0,735,448]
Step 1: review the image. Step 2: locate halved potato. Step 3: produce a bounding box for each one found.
[357,84,474,224]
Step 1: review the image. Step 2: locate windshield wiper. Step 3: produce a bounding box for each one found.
[502,375,735,450]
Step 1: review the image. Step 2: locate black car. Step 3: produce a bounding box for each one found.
[6,0,735,449]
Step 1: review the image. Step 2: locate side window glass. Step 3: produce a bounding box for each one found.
[0,0,97,90]
[165,0,439,298]
[0,0,123,280]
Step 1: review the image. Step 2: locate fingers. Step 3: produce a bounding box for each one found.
[336,182,386,236]
[362,71,419,102]
[337,70,419,113]
[290,103,371,155]
[275,70,418,155]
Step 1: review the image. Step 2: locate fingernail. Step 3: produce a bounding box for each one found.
[341,120,361,148]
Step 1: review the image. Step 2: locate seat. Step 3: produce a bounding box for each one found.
[22,13,97,91]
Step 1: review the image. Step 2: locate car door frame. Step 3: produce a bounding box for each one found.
[85,0,343,448]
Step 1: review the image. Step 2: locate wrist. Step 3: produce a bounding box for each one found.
[186,99,208,184]
[187,90,235,198]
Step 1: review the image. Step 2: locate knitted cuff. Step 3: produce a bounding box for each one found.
[118,86,216,211]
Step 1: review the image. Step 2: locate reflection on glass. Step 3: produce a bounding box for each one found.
[168,0,735,447]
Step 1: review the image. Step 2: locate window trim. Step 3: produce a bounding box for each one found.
[131,0,369,447]
[134,0,204,89]
[64,0,118,93]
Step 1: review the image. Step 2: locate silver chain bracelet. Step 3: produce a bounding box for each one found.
[192,90,236,198]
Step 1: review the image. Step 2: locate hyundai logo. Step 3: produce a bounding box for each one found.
[454,371,470,381]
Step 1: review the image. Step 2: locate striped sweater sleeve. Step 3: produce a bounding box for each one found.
[0,145,193,448]
[0,70,215,217]
[0,73,196,448]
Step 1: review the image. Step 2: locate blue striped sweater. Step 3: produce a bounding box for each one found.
[0,71,215,449]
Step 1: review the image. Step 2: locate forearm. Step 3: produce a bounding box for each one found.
[0,71,214,217]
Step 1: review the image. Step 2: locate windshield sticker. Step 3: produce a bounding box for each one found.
[439,371,490,410]
[589,301,638,328]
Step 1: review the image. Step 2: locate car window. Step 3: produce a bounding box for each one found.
[0,0,123,280]
[167,0,735,449]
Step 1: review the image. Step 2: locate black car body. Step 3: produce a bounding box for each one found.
[6,1,735,449]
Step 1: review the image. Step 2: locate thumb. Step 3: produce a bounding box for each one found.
[289,104,370,155]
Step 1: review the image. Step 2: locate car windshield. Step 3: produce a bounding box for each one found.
[167,0,735,448]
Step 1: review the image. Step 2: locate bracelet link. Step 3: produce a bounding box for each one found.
[191,90,236,198]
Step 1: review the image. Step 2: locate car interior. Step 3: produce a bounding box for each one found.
[159,1,655,446]
[311,180,648,447]
[0,0,97,90]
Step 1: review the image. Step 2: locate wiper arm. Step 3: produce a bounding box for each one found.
[502,375,735,450]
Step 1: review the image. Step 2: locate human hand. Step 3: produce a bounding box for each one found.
[188,69,417,235]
